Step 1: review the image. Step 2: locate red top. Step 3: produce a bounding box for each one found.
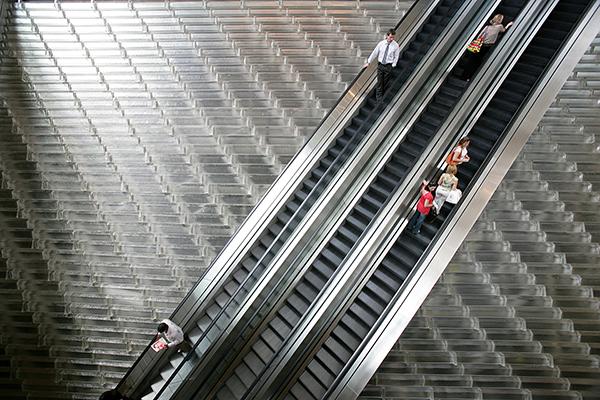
[417,191,434,215]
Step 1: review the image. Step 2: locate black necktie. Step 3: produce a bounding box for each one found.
[382,42,391,64]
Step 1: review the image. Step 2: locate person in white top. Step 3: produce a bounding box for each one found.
[156,319,192,353]
[363,29,400,103]
[446,137,471,167]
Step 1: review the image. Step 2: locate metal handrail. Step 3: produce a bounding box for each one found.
[146,2,454,391]
[118,0,437,396]
[179,0,514,398]
[237,0,552,397]
[322,1,600,399]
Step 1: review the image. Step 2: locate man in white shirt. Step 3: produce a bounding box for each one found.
[364,29,400,103]
[157,319,193,353]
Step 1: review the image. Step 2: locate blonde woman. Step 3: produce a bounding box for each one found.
[461,14,514,80]
[433,165,459,213]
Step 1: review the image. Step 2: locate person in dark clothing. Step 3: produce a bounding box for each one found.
[99,389,131,400]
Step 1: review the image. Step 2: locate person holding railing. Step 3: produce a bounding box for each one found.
[460,14,513,81]
[407,181,436,235]
[364,28,400,103]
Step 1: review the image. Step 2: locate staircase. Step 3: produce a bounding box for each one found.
[1,1,599,399]
[0,0,409,398]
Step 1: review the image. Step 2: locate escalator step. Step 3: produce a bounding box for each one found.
[254,335,276,362]
[326,333,353,363]
[408,131,430,148]
[269,222,283,237]
[346,213,368,232]
[412,120,437,138]
[368,272,397,297]
[304,270,328,291]
[296,282,319,304]
[399,141,421,158]
[356,291,386,317]
[222,281,238,298]
[314,346,344,377]
[279,209,292,225]
[362,191,385,209]
[330,236,352,255]
[290,381,313,400]
[339,220,361,238]
[205,303,221,320]
[377,172,399,191]
[274,309,298,336]
[337,135,349,148]
[270,312,298,344]
[233,268,247,284]
[306,358,335,387]
[355,200,377,220]
[217,380,238,400]
[287,200,300,214]
[241,259,257,275]
[244,350,266,374]
[385,161,408,179]
[371,180,393,199]
[236,362,257,388]
[338,314,364,348]
[320,154,335,168]
[297,371,326,399]
[313,259,335,276]
[428,102,450,118]
[346,305,373,335]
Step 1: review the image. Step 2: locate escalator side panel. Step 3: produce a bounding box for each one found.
[290,1,600,400]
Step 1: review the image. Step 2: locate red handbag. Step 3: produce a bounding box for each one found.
[467,34,485,53]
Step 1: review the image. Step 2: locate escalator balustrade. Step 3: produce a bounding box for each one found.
[278,1,595,399]
[183,2,546,399]
[132,1,468,399]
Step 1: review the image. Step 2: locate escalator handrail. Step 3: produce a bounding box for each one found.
[323,2,600,399]
[240,0,579,396]
[150,69,383,400]
[117,0,442,395]
[149,2,474,391]
[232,0,568,395]
[178,1,528,398]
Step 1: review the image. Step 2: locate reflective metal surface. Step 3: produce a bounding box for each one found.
[204,1,525,398]
[331,2,600,399]
[119,1,439,396]
[119,28,377,399]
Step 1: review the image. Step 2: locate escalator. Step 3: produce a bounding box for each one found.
[117,0,600,397]
[118,1,480,398]
[143,1,545,399]
[244,0,600,399]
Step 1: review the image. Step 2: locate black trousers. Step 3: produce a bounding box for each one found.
[460,45,492,80]
[376,62,393,102]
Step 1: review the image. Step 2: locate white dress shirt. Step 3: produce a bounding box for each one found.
[159,319,184,348]
[367,39,400,67]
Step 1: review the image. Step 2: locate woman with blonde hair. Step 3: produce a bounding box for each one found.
[461,13,514,80]
[433,165,459,213]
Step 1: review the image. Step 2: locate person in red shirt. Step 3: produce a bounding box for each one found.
[407,181,436,235]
